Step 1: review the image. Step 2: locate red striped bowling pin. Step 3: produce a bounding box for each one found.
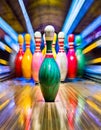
[67,34,77,79]
[15,34,24,77]
[56,32,68,81]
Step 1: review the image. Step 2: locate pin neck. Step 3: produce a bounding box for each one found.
[69,45,74,49]
[76,44,81,48]
[26,42,30,48]
[35,41,41,52]
[59,40,64,52]
[52,42,55,48]
[19,45,23,51]
[46,41,52,52]
[68,42,74,49]
[45,40,53,58]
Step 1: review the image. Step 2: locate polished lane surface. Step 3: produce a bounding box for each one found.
[0,79,101,130]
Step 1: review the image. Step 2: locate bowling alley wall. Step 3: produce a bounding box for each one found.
[82,25,101,83]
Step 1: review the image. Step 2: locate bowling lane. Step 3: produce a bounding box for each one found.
[0,79,101,130]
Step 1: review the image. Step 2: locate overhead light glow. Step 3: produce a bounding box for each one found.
[0,59,8,65]
[62,0,85,33]
[4,35,19,52]
[87,58,101,64]
[18,0,35,52]
[62,0,94,35]
[85,65,101,74]
[0,17,18,42]
[62,0,78,30]
[83,39,101,54]
[0,41,5,51]
[0,41,12,53]
[69,0,94,34]
[81,15,101,38]
[83,42,97,54]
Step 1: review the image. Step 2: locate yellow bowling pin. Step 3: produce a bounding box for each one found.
[22,34,32,79]
[52,32,57,59]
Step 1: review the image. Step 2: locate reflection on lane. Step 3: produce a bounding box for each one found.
[14,85,33,130]
[0,79,101,130]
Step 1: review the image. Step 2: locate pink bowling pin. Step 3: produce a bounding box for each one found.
[56,32,68,81]
[67,34,77,79]
[32,31,44,82]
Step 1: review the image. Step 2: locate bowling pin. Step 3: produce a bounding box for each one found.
[52,32,57,59]
[15,34,24,77]
[75,35,85,78]
[32,31,44,82]
[39,25,60,102]
[56,32,68,81]
[22,34,32,79]
[67,34,77,79]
